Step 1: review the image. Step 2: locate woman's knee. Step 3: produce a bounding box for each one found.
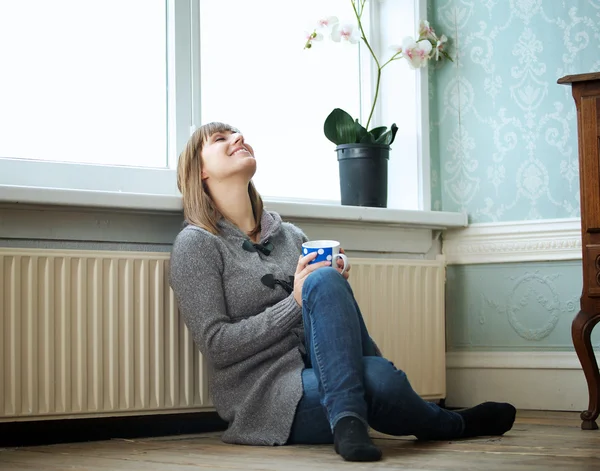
[302,266,347,298]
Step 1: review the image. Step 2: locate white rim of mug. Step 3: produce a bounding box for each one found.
[301,240,341,249]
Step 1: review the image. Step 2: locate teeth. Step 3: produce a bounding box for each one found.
[233,148,246,155]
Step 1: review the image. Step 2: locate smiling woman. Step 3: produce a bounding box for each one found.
[169,120,516,463]
[176,122,263,238]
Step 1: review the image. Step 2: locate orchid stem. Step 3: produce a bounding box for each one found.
[381,52,403,69]
[366,68,381,130]
[351,0,381,130]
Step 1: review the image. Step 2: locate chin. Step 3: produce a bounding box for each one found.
[240,160,257,180]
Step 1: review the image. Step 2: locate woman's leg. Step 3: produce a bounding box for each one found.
[287,369,333,445]
[301,267,370,429]
[299,265,463,441]
[364,356,515,440]
[301,267,381,461]
[363,356,464,439]
[290,357,515,445]
[287,361,461,444]
[298,267,515,458]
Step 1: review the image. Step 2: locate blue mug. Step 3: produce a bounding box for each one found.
[301,240,348,275]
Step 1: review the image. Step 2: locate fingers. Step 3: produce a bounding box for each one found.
[336,258,349,270]
[297,251,317,268]
[297,260,331,280]
[337,248,350,272]
[335,265,351,280]
[296,252,317,274]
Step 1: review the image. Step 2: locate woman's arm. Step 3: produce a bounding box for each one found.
[169,228,302,369]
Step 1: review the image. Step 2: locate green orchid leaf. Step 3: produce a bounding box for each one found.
[375,130,392,145]
[360,132,375,143]
[374,123,397,146]
[389,123,398,145]
[369,126,387,140]
[354,119,368,142]
[324,108,357,145]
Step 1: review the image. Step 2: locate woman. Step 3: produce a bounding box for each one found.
[169,122,516,462]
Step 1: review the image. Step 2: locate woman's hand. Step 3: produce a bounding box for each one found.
[293,252,331,306]
[336,248,351,280]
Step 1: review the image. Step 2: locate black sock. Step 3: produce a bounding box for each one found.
[456,402,517,438]
[333,417,382,462]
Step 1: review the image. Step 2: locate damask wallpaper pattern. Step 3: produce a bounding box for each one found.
[446,261,600,350]
[429,0,600,222]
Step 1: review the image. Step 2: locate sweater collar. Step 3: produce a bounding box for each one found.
[217,210,282,243]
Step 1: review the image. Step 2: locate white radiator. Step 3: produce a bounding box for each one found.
[0,248,445,421]
[349,259,446,400]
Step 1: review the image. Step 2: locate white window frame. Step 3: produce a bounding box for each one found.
[0,0,191,196]
[360,0,430,211]
[0,0,431,211]
[415,0,431,211]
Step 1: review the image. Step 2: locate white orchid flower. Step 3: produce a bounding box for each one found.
[402,36,433,69]
[331,23,360,44]
[317,16,339,32]
[419,20,436,40]
[435,34,448,60]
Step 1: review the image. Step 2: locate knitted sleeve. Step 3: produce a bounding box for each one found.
[169,227,302,369]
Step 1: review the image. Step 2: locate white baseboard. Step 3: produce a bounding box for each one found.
[443,218,582,264]
[446,351,594,412]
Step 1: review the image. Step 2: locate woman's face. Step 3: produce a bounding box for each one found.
[200,130,256,184]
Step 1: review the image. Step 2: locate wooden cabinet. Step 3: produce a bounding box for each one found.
[558,72,600,430]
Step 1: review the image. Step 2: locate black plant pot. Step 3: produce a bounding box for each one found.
[336,143,389,208]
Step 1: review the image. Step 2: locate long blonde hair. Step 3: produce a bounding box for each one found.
[176,122,264,237]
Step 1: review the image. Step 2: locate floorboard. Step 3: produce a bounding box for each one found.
[1,411,599,470]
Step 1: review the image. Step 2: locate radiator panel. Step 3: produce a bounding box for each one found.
[0,249,210,421]
[0,249,445,421]
[349,259,446,400]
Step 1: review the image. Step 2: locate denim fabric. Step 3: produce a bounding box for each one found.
[287,267,464,444]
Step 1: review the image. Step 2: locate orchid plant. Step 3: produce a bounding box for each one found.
[304,0,452,147]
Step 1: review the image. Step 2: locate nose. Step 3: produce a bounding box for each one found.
[232,132,244,145]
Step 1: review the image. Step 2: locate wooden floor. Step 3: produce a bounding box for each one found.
[1,411,599,470]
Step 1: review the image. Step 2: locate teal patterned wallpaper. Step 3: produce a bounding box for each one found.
[429,0,599,222]
[446,261,600,351]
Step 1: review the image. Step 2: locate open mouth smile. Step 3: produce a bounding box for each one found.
[231,147,251,156]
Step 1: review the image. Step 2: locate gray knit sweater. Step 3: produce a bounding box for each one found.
[169,210,308,445]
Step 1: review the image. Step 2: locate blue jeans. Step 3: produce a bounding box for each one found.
[287,267,464,444]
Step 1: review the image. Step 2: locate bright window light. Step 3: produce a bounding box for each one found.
[199,0,361,203]
[0,0,168,168]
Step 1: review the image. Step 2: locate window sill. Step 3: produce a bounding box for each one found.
[0,184,467,230]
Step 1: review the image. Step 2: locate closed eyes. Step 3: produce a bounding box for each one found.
[212,132,233,143]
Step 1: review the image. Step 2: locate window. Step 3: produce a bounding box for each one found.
[0,0,189,195]
[0,0,428,210]
[199,0,360,203]
[0,0,167,168]
[198,0,428,209]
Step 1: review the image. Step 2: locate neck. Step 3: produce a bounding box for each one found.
[209,180,257,238]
